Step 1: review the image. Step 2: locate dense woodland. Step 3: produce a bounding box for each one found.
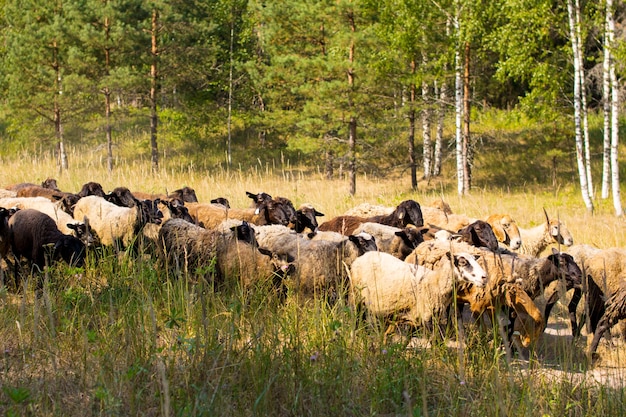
[0,0,625,199]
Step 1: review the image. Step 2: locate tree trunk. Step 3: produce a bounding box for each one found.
[53,40,68,171]
[576,0,592,196]
[462,41,471,192]
[433,78,446,177]
[601,1,612,199]
[567,0,594,213]
[348,11,356,196]
[454,41,464,195]
[104,14,113,174]
[607,0,622,216]
[150,9,159,173]
[409,59,417,189]
[227,15,234,167]
[325,149,334,180]
[421,54,432,181]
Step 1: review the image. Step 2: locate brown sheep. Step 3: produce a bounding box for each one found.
[319,200,423,235]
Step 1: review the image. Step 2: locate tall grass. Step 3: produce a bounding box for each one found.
[1,151,626,416]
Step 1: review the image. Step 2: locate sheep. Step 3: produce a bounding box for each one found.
[158,218,285,288]
[563,247,626,360]
[293,203,324,234]
[141,199,195,244]
[0,196,94,245]
[319,200,423,235]
[16,185,80,214]
[515,209,574,256]
[210,197,231,208]
[188,198,290,229]
[0,208,12,268]
[6,178,59,192]
[73,195,163,250]
[254,224,377,297]
[349,251,487,336]
[343,199,451,217]
[407,240,545,348]
[8,209,85,283]
[133,186,199,203]
[105,187,138,207]
[352,222,426,260]
[421,206,475,232]
[76,182,106,198]
[486,213,522,250]
[457,220,499,251]
[0,189,17,199]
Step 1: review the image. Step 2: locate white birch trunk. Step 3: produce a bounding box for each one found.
[454,9,464,195]
[576,0,592,196]
[433,79,446,177]
[422,77,432,179]
[567,0,594,213]
[601,10,611,199]
[607,0,622,216]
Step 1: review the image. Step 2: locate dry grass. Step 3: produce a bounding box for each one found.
[1,150,626,416]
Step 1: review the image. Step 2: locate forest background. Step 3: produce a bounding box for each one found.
[0,0,625,208]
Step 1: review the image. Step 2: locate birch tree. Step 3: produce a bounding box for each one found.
[605,0,622,216]
[566,0,593,213]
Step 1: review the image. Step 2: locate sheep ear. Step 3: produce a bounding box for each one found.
[491,223,506,242]
[314,210,324,217]
[66,223,79,231]
[551,247,559,255]
[246,191,255,199]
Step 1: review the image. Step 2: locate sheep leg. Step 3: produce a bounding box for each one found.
[588,315,615,362]
[568,287,583,337]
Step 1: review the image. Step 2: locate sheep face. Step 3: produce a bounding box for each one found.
[138,199,164,225]
[210,197,230,208]
[106,187,138,207]
[549,220,574,247]
[77,182,106,198]
[396,200,424,228]
[257,200,290,226]
[394,227,426,250]
[41,178,59,190]
[459,220,499,251]
[294,204,324,233]
[230,221,257,245]
[246,191,272,207]
[169,186,198,203]
[53,235,86,268]
[449,252,487,287]
[348,232,377,255]
[487,214,522,250]
[549,250,583,290]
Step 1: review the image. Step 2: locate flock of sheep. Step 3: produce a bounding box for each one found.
[1,178,625,363]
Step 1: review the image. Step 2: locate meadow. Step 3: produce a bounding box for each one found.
[1,146,626,417]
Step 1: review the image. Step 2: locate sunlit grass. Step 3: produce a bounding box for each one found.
[1,148,626,416]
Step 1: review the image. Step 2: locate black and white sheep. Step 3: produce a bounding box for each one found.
[255,224,377,297]
[158,218,286,287]
[73,195,163,250]
[352,222,426,260]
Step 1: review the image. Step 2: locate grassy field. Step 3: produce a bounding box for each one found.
[1,147,626,416]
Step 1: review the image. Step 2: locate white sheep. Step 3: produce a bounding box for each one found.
[0,189,17,199]
[255,224,377,297]
[349,250,487,333]
[407,240,545,348]
[515,210,574,256]
[73,195,163,250]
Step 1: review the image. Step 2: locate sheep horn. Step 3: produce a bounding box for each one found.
[543,208,550,224]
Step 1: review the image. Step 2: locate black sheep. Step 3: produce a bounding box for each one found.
[9,209,86,274]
